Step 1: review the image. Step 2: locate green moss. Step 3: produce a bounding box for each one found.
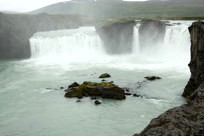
[98,82,117,88]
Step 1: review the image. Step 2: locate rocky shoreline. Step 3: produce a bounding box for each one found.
[134,21,204,136]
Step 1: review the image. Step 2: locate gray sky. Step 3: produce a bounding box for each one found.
[0,0,148,12]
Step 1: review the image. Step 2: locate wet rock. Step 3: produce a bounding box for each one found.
[64,81,125,100]
[99,73,111,78]
[94,100,101,105]
[134,83,204,136]
[68,82,79,88]
[133,94,140,97]
[125,93,132,96]
[76,100,81,102]
[91,97,97,100]
[64,88,83,99]
[109,81,114,84]
[145,76,161,81]
[183,21,204,99]
[101,79,106,82]
[123,87,130,92]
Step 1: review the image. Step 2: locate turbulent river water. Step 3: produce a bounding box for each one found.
[0,21,192,136]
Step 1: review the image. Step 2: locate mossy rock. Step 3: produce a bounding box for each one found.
[64,88,83,99]
[65,81,125,100]
[68,82,79,88]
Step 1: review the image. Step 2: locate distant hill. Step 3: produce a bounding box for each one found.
[30,0,204,18]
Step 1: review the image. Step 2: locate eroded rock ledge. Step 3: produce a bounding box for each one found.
[134,21,204,136]
[134,83,204,136]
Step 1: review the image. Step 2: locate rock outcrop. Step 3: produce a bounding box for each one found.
[0,12,97,59]
[99,73,111,78]
[134,21,204,136]
[183,21,204,99]
[96,19,136,54]
[139,19,166,50]
[134,83,204,136]
[65,81,126,100]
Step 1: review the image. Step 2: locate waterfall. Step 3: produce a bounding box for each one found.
[29,21,192,65]
[30,27,105,62]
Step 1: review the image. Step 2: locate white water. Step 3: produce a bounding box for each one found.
[0,21,192,136]
[30,21,191,70]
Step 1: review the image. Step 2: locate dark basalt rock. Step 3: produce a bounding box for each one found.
[99,73,111,78]
[183,21,204,99]
[76,100,81,102]
[65,81,125,100]
[68,82,80,88]
[94,100,101,105]
[133,94,140,97]
[125,93,132,96]
[134,83,204,136]
[145,76,161,81]
[91,97,97,100]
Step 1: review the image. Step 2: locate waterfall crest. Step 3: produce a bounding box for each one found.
[29,21,192,65]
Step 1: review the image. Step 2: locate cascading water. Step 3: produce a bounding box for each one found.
[29,21,191,69]
[30,27,106,63]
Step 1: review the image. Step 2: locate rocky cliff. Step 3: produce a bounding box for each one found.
[96,19,136,54]
[134,21,204,136]
[183,21,204,99]
[0,13,97,59]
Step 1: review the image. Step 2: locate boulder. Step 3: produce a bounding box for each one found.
[99,73,111,78]
[145,76,161,81]
[65,81,125,100]
[94,100,101,105]
[68,82,80,88]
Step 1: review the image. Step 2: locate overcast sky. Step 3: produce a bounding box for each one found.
[0,0,148,12]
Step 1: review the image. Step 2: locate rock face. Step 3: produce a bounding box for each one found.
[0,12,97,59]
[134,83,204,136]
[139,20,166,50]
[134,21,204,136]
[65,81,126,100]
[183,21,204,99]
[96,19,136,54]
